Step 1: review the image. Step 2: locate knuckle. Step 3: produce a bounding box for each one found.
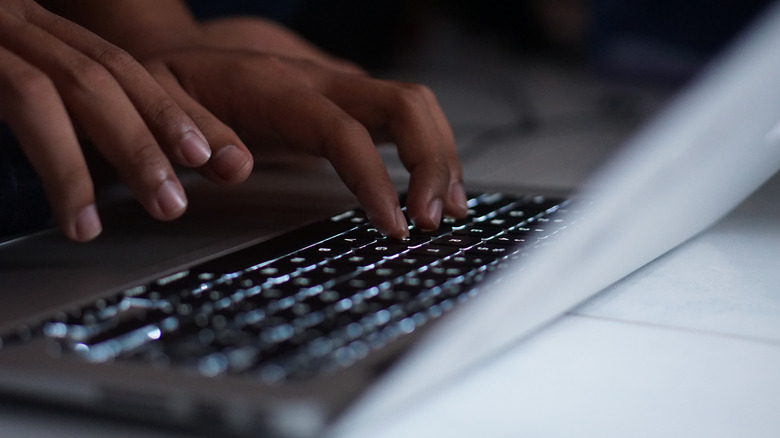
[254,54,312,86]
[263,54,288,72]
[323,116,369,155]
[334,115,367,137]
[190,112,228,139]
[32,157,93,207]
[332,117,368,144]
[9,0,37,19]
[412,151,449,177]
[238,53,285,77]
[123,141,168,178]
[141,96,180,127]
[4,66,56,103]
[52,166,91,199]
[405,82,435,98]
[267,58,296,81]
[69,57,114,90]
[92,45,137,71]
[391,83,431,115]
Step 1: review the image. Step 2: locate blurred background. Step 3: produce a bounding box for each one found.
[186,0,768,79]
[185,0,771,190]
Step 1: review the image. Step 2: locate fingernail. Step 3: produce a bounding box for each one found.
[374,207,409,239]
[156,179,187,218]
[211,145,251,182]
[394,207,410,238]
[180,131,211,166]
[449,181,468,214]
[74,204,102,241]
[421,198,443,231]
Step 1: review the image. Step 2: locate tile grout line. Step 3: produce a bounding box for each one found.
[564,311,780,347]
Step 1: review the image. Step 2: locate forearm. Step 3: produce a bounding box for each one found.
[37,0,205,58]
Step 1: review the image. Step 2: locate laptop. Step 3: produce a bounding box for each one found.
[2,3,780,437]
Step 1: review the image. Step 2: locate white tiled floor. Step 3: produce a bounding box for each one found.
[356,314,780,438]
[574,173,780,342]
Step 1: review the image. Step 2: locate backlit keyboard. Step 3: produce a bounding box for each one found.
[40,193,573,383]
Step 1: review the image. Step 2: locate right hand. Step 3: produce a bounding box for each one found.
[140,48,468,239]
[0,0,215,241]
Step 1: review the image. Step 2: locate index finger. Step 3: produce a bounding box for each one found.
[270,87,410,239]
[316,75,469,230]
[157,51,412,237]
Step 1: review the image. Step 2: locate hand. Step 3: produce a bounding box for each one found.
[0,0,211,241]
[21,0,468,239]
[141,13,467,237]
[142,47,468,238]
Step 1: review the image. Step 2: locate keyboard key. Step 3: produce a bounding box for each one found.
[488,234,530,247]
[354,241,409,259]
[464,243,516,260]
[486,211,530,228]
[37,191,574,381]
[466,193,517,219]
[381,254,438,272]
[452,224,505,239]
[433,216,471,234]
[297,242,353,260]
[327,233,377,248]
[243,265,293,285]
[407,244,460,258]
[329,253,384,269]
[441,254,496,271]
[391,234,433,248]
[432,235,482,248]
[291,263,356,290]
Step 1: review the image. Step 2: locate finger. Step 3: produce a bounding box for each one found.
[318,75,468,229]
[415,84,469,219]
[0,46,101,241]
[0,9,188,221]
[145,62,253,185]
[25,3,212,168]
[159,52,407,237]
[254,83,409,238]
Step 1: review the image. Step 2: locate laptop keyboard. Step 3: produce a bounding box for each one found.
[37,193,573,383]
